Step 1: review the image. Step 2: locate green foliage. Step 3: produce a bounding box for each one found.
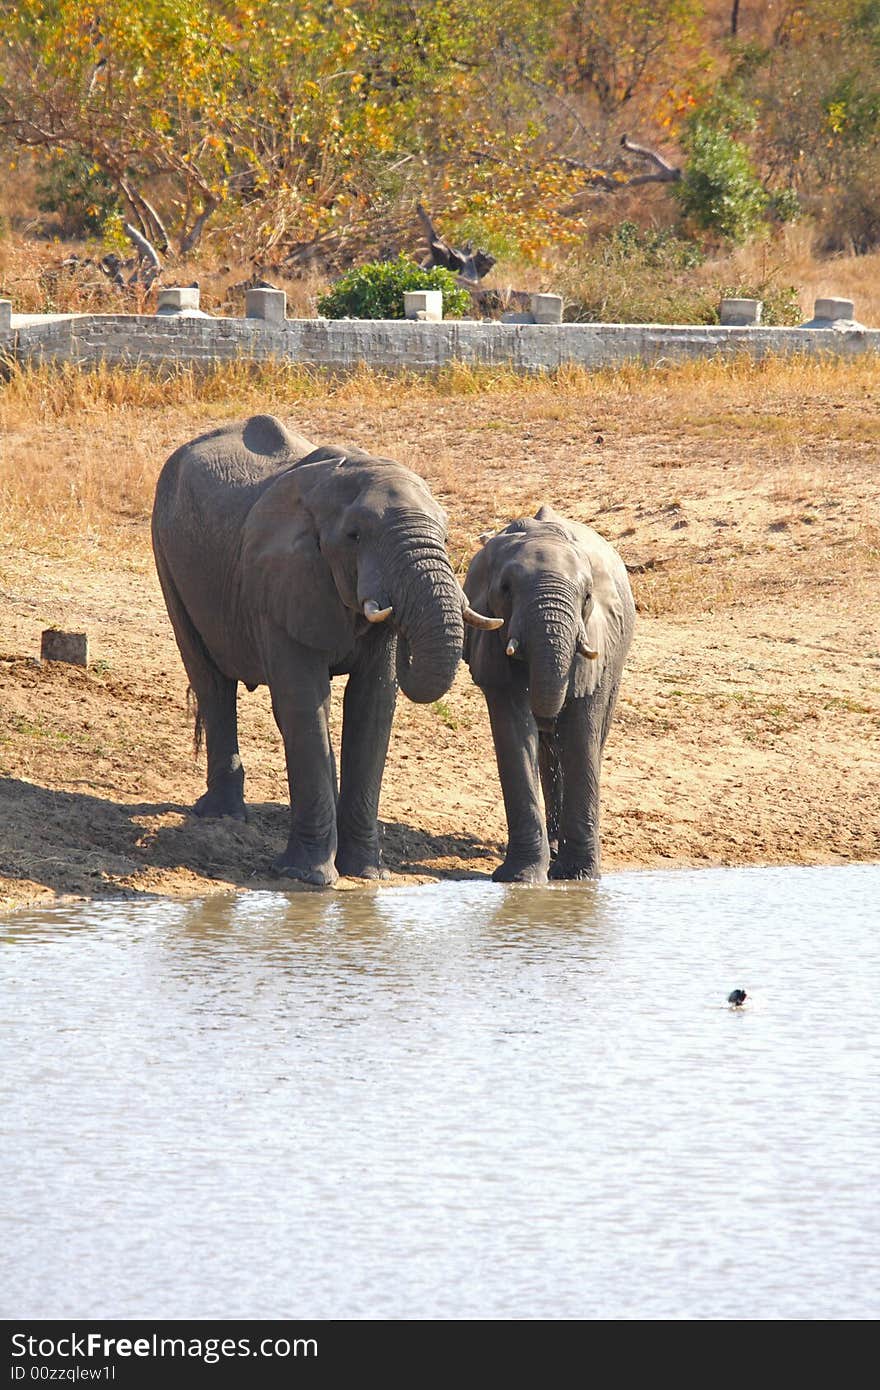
[674,122,768,242]
[317,256,472,321]
[36,152,121,237]
[766,188,801,224]
[690,87,759,137]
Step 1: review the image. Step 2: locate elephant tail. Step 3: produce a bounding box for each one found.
[186,685,204,757]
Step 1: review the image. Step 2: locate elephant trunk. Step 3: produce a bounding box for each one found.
[524,578,580,723]
[384,513,464,704]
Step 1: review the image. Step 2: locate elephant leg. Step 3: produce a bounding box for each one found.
[486,688,549,884]
[550,696,603,880]
[538,731,563,859]
[335,649,396,880]
[154,548,246,819]
[267,637,339,887]
[192,675,247,821]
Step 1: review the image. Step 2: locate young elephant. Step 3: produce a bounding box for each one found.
[463,505,635,883]
[152,414,498,886]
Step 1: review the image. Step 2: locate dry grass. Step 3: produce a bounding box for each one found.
[2,354,878,616]
[706,224,880,326]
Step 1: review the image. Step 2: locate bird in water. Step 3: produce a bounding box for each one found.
[728,989,748,1007]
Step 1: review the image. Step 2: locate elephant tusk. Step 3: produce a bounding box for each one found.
[463,603,504,631]
[577,634,599,659]
[506,638,519,657]
[459,583,504,630]
[364,599,393,623]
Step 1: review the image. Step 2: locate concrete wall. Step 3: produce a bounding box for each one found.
[2,310,879,374]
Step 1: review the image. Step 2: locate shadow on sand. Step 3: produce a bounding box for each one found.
[0,776,498,907]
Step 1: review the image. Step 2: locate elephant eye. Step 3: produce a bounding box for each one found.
[500,581,511,595]
[347,530,360,543]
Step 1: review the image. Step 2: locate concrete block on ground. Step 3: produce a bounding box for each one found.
[41,629,89,666]
[531,294,563,325]
[0,299,11,332]
[501,311,536,325]
[814,297,854,322]
[246,287,287,322]
[156,286,207,316]
[720,297,763,326]
[800,296,865,329]
[404,290,442,322]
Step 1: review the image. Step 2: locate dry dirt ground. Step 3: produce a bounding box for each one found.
[1,359,878,910]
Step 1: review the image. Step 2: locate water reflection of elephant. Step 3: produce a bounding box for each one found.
[173,880,614,983]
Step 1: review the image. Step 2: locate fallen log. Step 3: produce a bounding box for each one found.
[416,204,495,284]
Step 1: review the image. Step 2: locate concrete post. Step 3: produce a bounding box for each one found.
[41,629,89,666]
[720,297,763,326]
[246,287,287,322]
[813,297,855,323]
[156,286,201,314]
[531,293,563,324]
[403,290,443,322]
[0,299,11,332]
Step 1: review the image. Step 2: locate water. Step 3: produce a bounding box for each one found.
[2,863,878,1320]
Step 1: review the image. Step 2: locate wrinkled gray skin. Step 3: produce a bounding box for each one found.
[152,414,465,886]
[464,506,635,883]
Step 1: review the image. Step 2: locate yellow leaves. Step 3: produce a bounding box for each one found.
[826,100,847,134]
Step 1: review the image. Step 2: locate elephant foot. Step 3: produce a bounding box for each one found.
[272,841,338,888]
[492,857,549,885]
[193,786,247,821]
[335,843,390,881]
[549,857,599,882]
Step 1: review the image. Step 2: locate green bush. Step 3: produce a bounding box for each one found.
[674,123,768,242]
[766,188,801,224]
[317,255,472,320]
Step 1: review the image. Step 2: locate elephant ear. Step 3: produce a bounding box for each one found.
[240,414,315,462]
[462,542,509,688]
[239,467,356,656]
[570,543,630,699]
[533,503,563,523]
[572,602,608,698]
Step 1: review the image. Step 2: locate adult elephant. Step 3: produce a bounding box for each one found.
[152,414,500,886]
[463,505,634,883]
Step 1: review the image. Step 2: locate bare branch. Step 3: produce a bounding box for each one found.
[138,195,170,252]
[619,134,681,183]
[123,223,161,285]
